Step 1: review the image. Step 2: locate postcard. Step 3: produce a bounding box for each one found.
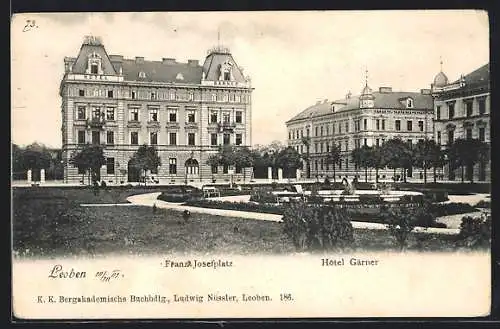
[11,10,491,320]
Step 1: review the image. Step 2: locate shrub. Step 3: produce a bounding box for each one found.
[474,200,491,209]
[430,202,476,217]
[249,190,278,204]
[183,199,283,215]
[282,202,354,251]
[380,205,419,251]
[457,213,491,249]
[323,176,331,186]
[157,186,203,203]
[358,194,383,204]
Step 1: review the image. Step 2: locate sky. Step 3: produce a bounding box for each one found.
[11,10,489,148]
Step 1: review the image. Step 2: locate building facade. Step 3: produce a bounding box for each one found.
[285,82,434,181]
[431,63,490,182]
[60,36,253,184]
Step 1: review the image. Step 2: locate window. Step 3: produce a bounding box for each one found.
[236,94,241,103]
[478,99,486,115]
[320,143,324,153]
[320,126,324,136]
[169,132,177,145]
[436,105,441,119]
[103,107,114,121]
[407,120,413,131]
[211,133,218,146]
[131,91,136,99]
[332,124,335,135]
[92,107,101,120]
[77,131,86,144]
[149,108,158,122]
[315,143,318,153]
[437,131,441,145]
[314,160,318,171]
[169,158,177,175]
[168,108,177,122]
[106,158,115,175]
[300,145,303,153]
[129,108,139,121]
[211,94,217,102]
[221,164,228,174]
[106,131,114,145]
[338,123,342,134]
[211,165,218,174]
[223,133,230,145]
[188,92,194,101]
[92,131,100,145]
[235,111,242,123]
[222,113,230,124]
[170,91,176,101]
[363,119,367,130]
[150,132,158,145]
[407,98,413,108]
[326,125,329,135]
[382,119,385,130]
[448,103,455,119]
[79,89,85,97]
[326,143,330,152]
[345,141,348,151]
[466,101,473,117]
[236,165,242,174]
[376,119,380,130]
[151,92,156,100]
[107,90,113,98]
[236,134,242,146]
[186,110,196,123]
[466,128,472,140]
[395,120,401,131]
[345,122,349,133]
[77,106,86,120]
[479,128,485,142]
[315,127,318,136]
[376,139,380,147]
[320,159,324,170]
[210,111,218,123]
[188,133,195,146]
[138,71,146,78]
[447,130,454,145]
[364,138,367,146]
[306,128,310,137]
[91,64,98,74]
[130,132,138,145]
[418,120,424,132]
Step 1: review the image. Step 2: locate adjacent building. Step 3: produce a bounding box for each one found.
[431,63,490,182]
[286,80,434,181]
[60,36,253,184]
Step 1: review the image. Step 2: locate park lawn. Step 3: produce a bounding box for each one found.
[12,187,471,258]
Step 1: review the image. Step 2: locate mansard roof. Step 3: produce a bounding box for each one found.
[287,91,433,123]
[202,46,246,82]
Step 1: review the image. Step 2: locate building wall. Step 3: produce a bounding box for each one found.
[286,103,434,181]
[61,71,253,184]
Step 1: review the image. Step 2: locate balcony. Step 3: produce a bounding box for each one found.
[217,121,237,133]
[86,118,106,130]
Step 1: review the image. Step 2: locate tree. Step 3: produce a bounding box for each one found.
[275,146,302,178]
[129,144,161,185]
[413,139,443,184]
[326,143,341,183]
[368,145,384,183]
[208,145,254,181]
[69,144,106,185]
[351,145,372,182]
[301,136,311,179]
[233,146,254,182]
[380,138,412,182]
[447,139,489,183]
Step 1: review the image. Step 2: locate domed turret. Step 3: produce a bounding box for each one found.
[361,84,373,96]
[433,71,449,87]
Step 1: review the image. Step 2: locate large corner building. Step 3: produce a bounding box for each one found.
[60,36,253,184]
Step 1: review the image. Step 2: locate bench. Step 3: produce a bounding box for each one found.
[202,187,220,198]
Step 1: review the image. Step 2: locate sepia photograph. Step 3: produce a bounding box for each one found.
[11,10,491,319]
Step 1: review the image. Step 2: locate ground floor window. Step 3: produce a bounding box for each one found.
[223,164,229,174]
[211,165,218,174]
[169,158,177,174]
[236,165,242,174]
[185,159,199,175]
[106,157,115,175]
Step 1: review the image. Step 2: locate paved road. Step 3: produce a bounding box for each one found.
[124,192,460,235]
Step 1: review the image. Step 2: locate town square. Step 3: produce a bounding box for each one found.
[12,11,491,258]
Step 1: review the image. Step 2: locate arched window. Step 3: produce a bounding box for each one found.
[185,159,199,175]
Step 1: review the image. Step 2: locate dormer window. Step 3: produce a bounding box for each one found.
[91,64,98,74]
[138,71,146,78]
[406,98,414,108]
[219,61,234,81]
[176,73,184,80]
[86,52,103,75]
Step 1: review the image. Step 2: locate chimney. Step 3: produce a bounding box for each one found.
[162,58,176,65]
[109,55,123,62]
[420,88,431,95]
[379,87,392,93]
[135,57,144,63]
[187,59,199,67]
[315,100,321,105]
[346,91,352,99]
